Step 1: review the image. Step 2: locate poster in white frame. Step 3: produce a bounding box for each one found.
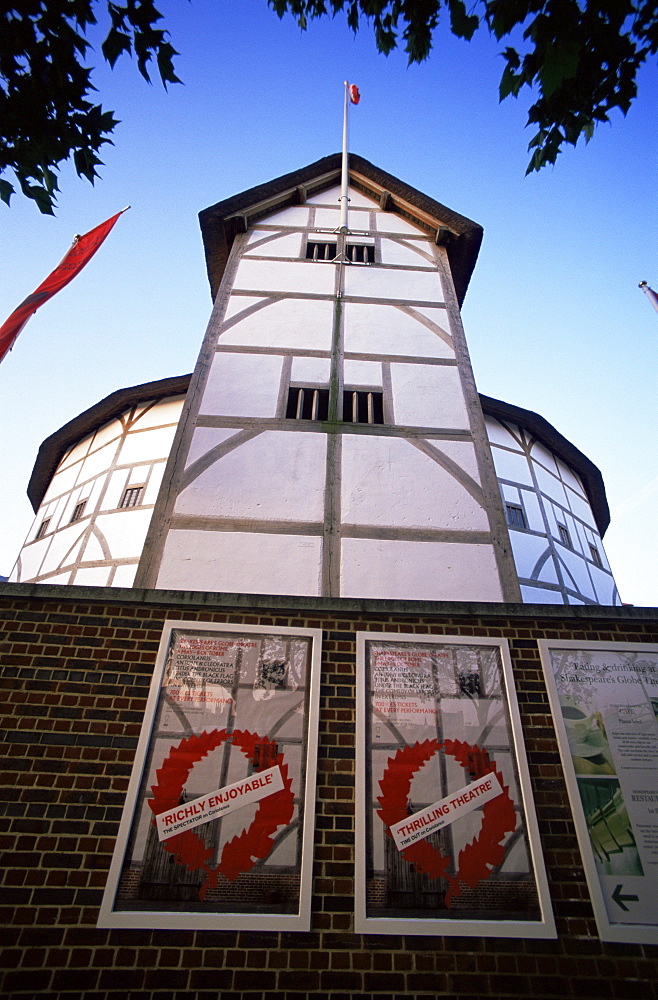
[538,639,658,945]
[98,620,322,931]
[355,632,556,937]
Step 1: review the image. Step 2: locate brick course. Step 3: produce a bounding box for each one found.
[1,582,657,1000]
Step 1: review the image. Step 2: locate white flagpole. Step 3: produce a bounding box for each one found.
[639,281,658,315]
[339,81,350,235]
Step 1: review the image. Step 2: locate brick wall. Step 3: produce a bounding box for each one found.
[1,582,657,1000]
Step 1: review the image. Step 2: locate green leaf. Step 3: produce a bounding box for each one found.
[499,63,522,100]
[448,0,479,40]
[538,39,581,98]
[0,179,15,206]
[101,29,132,68]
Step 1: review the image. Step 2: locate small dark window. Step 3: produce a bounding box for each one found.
[557,523,572,548]
[346,243,375,264]
[286,387,329,421]
[121,486,144,509]
[35,518,51,540]
[589,544,603,568]
[70,500,87,523]
[343,390,384,425]
[505,503,526,529]
[306,241,337,261]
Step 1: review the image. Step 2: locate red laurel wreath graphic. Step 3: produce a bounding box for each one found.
[148,728,294,900]
[376,739,517,906]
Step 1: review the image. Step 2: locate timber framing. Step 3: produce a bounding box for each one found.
[26,375,611,538]
[198,153,483,308]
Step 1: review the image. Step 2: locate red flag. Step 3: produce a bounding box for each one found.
[348,84,360,104]
[0,209,127,364]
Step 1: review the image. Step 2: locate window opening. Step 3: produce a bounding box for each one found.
[286,387,329,421]
[35,518,51,540]
[589,544,603,568]
[70,500,87,523]
[346,243,375,264]
[505,503,526,530]
[343,390,384,425]
[121,486,144,509]
[557,523,572,548]
[306,241,337,261]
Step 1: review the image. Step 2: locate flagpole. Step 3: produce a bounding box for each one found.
[339,81,350,235]
[639,281,658,315]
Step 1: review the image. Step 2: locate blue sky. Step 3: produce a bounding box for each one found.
[1,0,656,604]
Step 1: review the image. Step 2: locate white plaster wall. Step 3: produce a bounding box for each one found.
[97,508,155,559]
[532,463,569,506]
[343,303,455,360]
[220,298,334,353]
[244,232,303,258]
[340,538,504,601]
[290,356,331,384]
[484,417,522,450]
[509,533,554,581]
[374,214,426,235]
[566,487,597,528]
[343,359,382,386]
[529,441,560,476]
[306,184,375,208]
[200,353,283,418]
[71,566,112,587]
[41,461,84,504]
[112,564,139,588]
[233,259,335,296]
[390,363,469,429]
[73,439,121,486]
[344,265,442,302]
[12,396,184,585]
[185,428,238,468]
[558,546,597,600]
[176,431,327,524]
[520,584,564,604]
[379,238,436,267]
[119,426,178,466]
[341,436,488,530]
[489,447,534,487]
[157,530,323,596]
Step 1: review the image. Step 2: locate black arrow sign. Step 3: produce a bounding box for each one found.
[612,884,639,912]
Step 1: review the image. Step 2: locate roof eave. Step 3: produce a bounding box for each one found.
[198,153,483,307]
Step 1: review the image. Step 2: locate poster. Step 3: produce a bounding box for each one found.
[99,621,321,930]
[538,640,658,944]
[355,633,555,937]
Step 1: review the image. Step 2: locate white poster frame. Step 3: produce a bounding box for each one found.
[538,639,658,945]
[99,620,322,931]
[355,632,555,937]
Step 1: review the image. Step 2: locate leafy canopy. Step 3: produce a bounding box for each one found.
[270,0,658,173]
[1,1,656,212]
[0,0,179,214]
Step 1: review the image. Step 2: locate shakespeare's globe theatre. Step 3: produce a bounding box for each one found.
[9,156,619,607]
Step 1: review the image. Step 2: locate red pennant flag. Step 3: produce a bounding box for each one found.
[0,209,127,364]
[348,84,360,104]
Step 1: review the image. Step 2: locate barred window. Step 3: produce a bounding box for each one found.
[343,389,384,425]
[505,503,526,530]
[286,387,329,421]
[70,500,87,523]
[120,486,144,509]
[35,518,51,540]
[305,241,337,261]
[346,243,375,264]
[557,523,572,548]
[589,543,603,568]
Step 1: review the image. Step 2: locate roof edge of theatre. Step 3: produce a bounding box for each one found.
[198,153,483,307]
[26,374,610,536]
